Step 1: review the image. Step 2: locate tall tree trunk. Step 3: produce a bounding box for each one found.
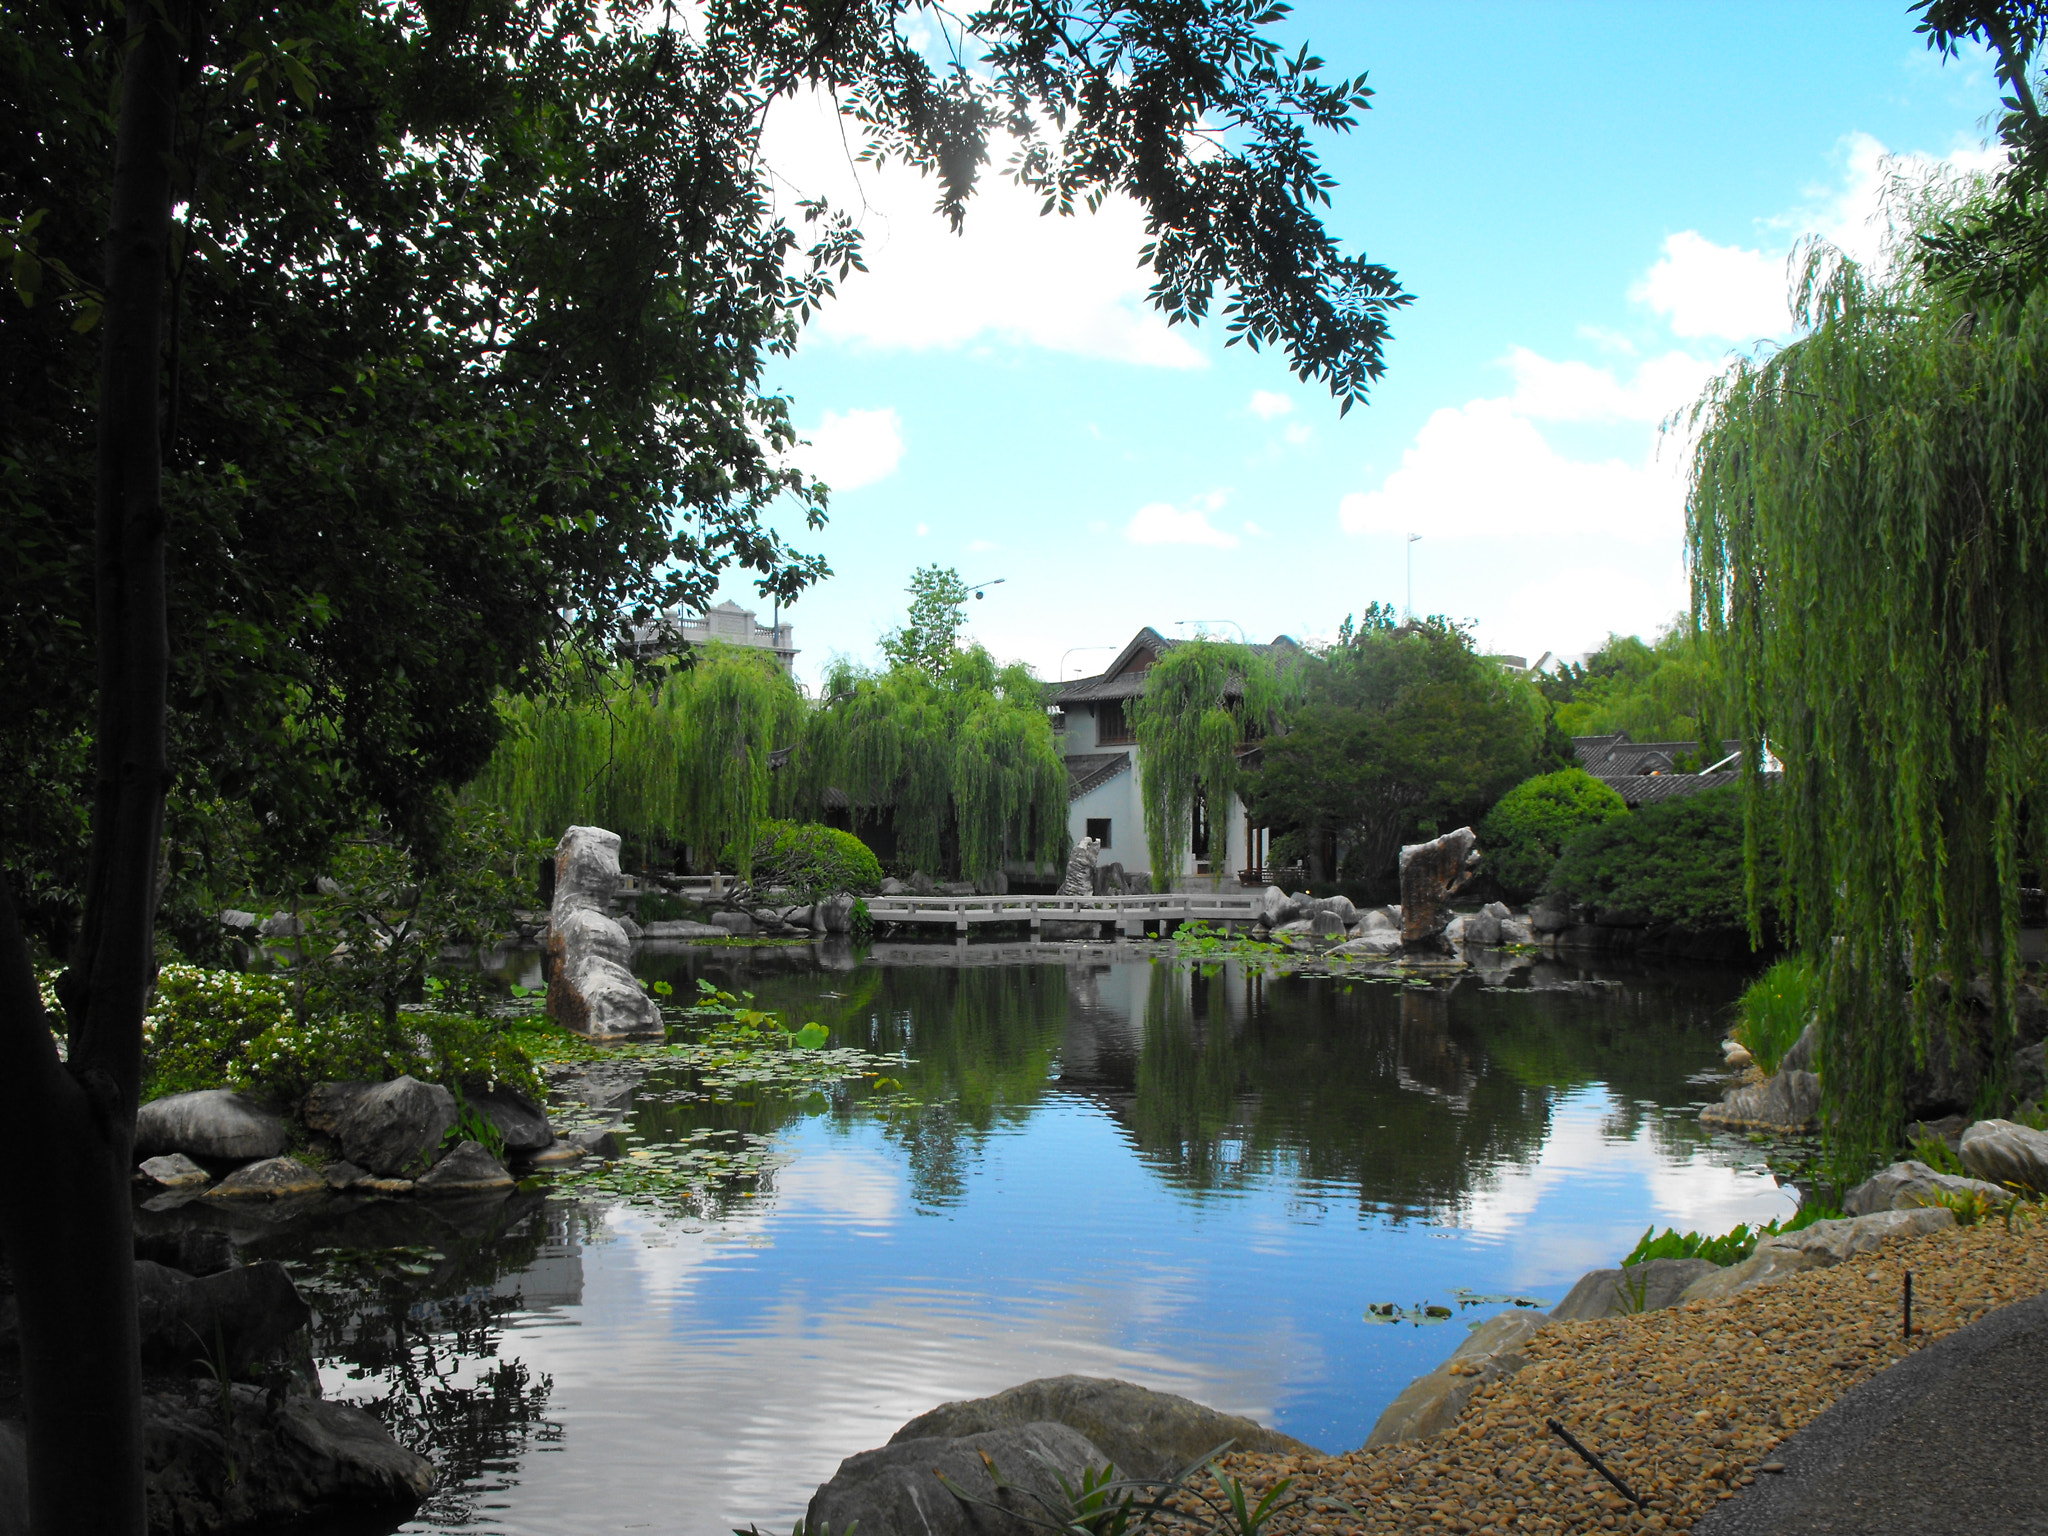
[0,1,185,1529]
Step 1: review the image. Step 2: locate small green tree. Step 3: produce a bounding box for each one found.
[1130,639,1289,884]
[880,566,973,679]
[1479,770,1629,900]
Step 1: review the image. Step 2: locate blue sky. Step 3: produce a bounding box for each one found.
[727,3,2001,690]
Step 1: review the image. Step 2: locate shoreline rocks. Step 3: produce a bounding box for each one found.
[1699,1067,1822,1133]
[136,1090,288,1163]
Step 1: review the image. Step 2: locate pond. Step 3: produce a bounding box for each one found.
[189,944,1800,1535]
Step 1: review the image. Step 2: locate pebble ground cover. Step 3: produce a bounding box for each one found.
[1153,1218,2048,1534]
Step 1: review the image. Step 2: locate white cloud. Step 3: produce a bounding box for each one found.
[1632,231,1790,342]
[789,407,905,491]
[1337,398,1684,546]
[1242,520,1270,538]
[1484,563,1691,659]
[759,89,1205,369]
[967,539,996,552]
[1505,347,1720,425]
[1282,422,1313,446]
[1248,390,1294,420]
[1126,491,1238,549]
[914,521,930,537]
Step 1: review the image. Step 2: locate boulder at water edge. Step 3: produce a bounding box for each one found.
[135,1153,211,1191]
[1548,1259,1719,1321]
[1398,827,1481,948]
[468,1086,553,1154]
[1365,1312,1545,1448]
[1843,1159,2008,1215]
[1698,1069,1822,1133]
[809,1422,1105,1536]
[305,1076,456,1177]
[890,1376,1319,1481]
[201,1156,326,1201]
[1959,1117,2048,1194]
[1677,1207,1956,1304]
[547,825,663,1040]
[135,1089,288,1163]
[1328,931,1402,957]
[414,1140,514,1197]
[134,1259,312,1376]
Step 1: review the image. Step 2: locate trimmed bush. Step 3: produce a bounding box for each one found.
[743,820,883,900]
[1478,769,1628,899]
[1547,784,1780,934]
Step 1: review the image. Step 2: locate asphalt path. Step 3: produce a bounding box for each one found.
[1696,1289,2048,1535]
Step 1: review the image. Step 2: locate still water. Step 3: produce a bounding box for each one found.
[223,946,1796,1534]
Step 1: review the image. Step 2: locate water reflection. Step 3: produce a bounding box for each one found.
[148,949,1789,1534]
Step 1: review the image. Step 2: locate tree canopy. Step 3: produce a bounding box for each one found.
[1686,8,2048,1164]
[1249,608,1554,892]
[1478,769,1629,901]
[880,565,973,678]
[1540,626,1730,756]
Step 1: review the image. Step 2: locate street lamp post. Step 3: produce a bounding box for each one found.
[1405,533,1422,620]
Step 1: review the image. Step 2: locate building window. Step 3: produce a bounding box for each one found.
[1085,818,1111,848]
[1096,699,1134,744]
[1190,789,1210,864]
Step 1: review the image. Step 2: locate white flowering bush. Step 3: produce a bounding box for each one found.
[144,965,296,1098]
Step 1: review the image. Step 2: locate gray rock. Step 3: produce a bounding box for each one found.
[1360,908,1396,933]
[2016,1040,2047,1105]
[1058,839,1101,897]
[709,910,755,936]
[1309,909,1348,937]
[820,893,856,934]
[568,1127,626,1158]
[639,918,727,939]
[135,1153,211,1192]
[1365,1312,1544,1447]
[135,1090,288,1164]
[1483,900,1512,920]
[414,1141,514,1197]
[323,1161,368,1190]
[258,911,303,939]
[1529,894,1571,934]
[1461,913,1503,946]
[810,1423,1104,1536]
[315,1076,456,1177]
[878,877,909,896]
[908,870,937,896]
[1699,1069,1822,1133]
[1681,1208,1958,1304]
[1328,931,1403,957]
[546,827,663,1040]
[1260,884,1298,927]
[218,909,258,932]
[201,1157,326,1201]
[1398,827,1481,948]
[134,1259,311,1376]
[141,1384,433,1534]
[889,1376,1317,1481]
[468,1086,552,1153]
[1843,1160,2007,1216]
[1778,1020,1820,1075]
[1498,917,1536,945]
[1549,1259,1720,1321]
[525,1143,585,1169]
[1959,1117,2048,1194]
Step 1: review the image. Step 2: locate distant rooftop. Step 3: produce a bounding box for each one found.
[629,599,796,672]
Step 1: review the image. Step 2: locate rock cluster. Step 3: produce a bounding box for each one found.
[802,1377,1318,1535]
[1398,827,1481,948]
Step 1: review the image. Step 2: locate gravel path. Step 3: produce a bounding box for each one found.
[1165,1219,2048,1535]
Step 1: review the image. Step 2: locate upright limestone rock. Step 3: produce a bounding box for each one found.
[1399,827,1480,949]
[547,826,663,1040]
[1058,837,1101,895]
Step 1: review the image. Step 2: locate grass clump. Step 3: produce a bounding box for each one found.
[1622,1199,1843,1268]
[1732,955,1813,1074]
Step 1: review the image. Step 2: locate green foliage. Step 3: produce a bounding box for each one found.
[793,647,1065,886]
[1622,1200,1842,1268]
[472,645,807,876]
[1686,179,2048,1165]
[1543,625,1731,753]
[742,821,883,901]
[879,565,972,678]
[142,964,542,1105]
[1250,607,1552,892]
[1909,1132,1969,1177]
[1547,785,1779,933]
[1132,639,1290,883]
[445,1095,508,1163]
[1734,957,1815,1075]
[849,898,874,944]
[1478,769,1629,900]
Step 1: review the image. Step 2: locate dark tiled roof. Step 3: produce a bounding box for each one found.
[1065,751,1132,800]
[1572,731,1742,777]
[1055,628,1302,706]
[1597,770,1744,806]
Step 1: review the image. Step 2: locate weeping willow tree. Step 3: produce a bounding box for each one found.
[1129,639,1289,883]
[467,643,806,876]
[1687,229,2048,1169]
[791,646,1066,885]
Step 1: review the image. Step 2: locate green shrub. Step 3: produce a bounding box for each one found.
[849,897,874,943]
[1547,784,1780,932]
[742,820,883,900]
[1734,956,1814,1074]
[145,966,297,1100]
[143,964,542,1105]
[1478,769,1629,899]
